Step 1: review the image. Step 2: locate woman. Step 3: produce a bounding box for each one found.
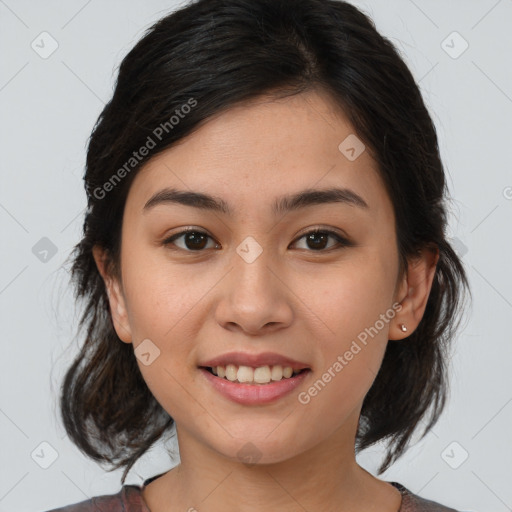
[47,0,470,510]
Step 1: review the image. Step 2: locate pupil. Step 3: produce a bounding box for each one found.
[307,232,327,250]
[183,232,328,251]
[186,232,207,250]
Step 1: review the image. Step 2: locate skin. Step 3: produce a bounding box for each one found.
[93,89,439,512]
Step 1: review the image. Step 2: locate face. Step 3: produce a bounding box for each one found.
[95,90,420,466]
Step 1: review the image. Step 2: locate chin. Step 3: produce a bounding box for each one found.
[211,436,306,467]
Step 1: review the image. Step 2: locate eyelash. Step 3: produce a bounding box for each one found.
[162,227,352,253]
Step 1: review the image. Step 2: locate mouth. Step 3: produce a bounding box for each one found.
[199,364,312,405]
[199,364,311,385]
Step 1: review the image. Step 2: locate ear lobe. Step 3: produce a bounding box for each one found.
[390,246,439,340]
[92,245,133,344]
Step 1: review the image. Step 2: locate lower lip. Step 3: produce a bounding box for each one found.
[199,367,311,405]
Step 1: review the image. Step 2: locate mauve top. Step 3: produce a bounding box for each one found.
[43,474,460,512]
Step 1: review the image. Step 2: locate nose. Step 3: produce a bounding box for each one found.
[214,247,293,335]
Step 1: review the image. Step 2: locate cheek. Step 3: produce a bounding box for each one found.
[306,255,398,381]
[301,259,395,338]
[121,247,203,338]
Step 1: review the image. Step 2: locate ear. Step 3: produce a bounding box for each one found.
[92,245,133,344]
[389,245,440,340]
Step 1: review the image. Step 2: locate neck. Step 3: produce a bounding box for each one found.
[142,418,402,512]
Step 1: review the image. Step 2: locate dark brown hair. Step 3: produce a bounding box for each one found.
[60,0,470,484]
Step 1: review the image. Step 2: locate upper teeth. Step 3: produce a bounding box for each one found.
[211,364,301,384]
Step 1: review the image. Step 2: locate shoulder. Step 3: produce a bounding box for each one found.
[41,485,149,512]
[390,482,460,512]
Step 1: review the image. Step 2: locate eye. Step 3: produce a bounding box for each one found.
[291,229,351,252]
[162,227,351,253]
[163,228,219,251]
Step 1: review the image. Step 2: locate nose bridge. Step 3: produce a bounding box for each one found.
[215,234,293,333]
[232,234,276,299]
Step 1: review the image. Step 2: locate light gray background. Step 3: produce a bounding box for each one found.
[1,1,511,511]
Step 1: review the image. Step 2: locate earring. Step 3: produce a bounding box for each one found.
[400,323,407,332]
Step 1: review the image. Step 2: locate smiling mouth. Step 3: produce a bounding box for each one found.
[200,365,310,385]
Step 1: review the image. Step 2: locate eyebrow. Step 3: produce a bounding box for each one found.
[143,186,369,216]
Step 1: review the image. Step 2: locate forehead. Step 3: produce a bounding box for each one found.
[125,90,391,221]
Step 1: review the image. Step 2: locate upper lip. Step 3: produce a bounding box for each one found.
[199,351,311,371]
